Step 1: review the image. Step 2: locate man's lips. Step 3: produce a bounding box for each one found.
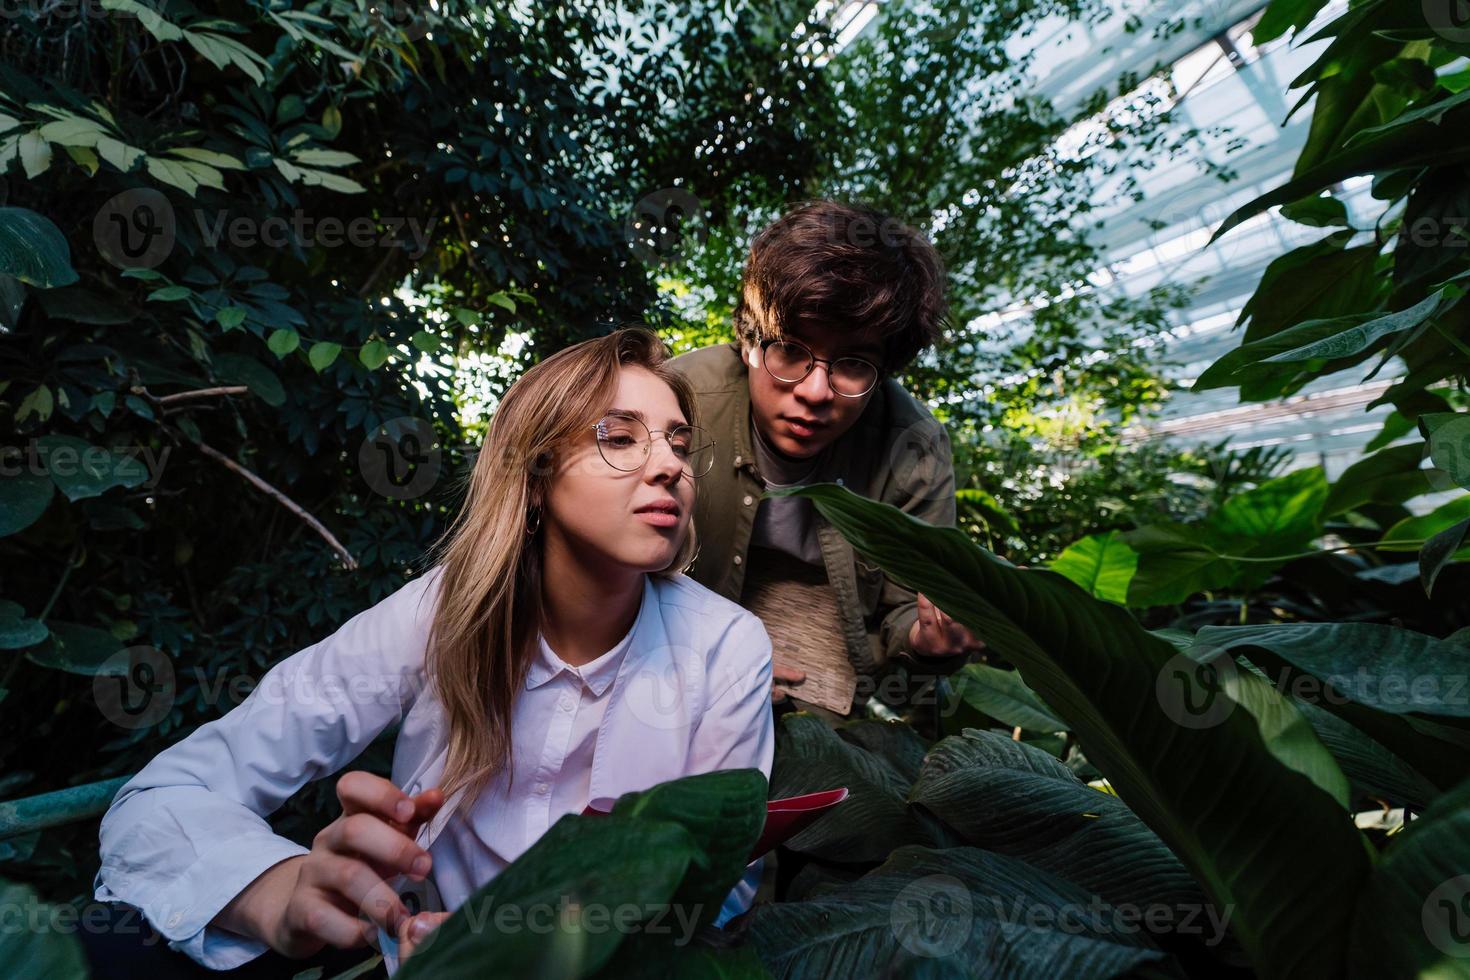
[782,416,828,437]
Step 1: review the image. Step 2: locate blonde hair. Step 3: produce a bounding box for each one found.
[419,327,699,818]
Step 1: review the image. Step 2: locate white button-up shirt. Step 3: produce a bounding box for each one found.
[93,567,775,972]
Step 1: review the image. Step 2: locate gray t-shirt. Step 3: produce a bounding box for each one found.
[749,421,828,568]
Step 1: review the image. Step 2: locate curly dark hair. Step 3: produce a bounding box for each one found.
[732,200,948,372]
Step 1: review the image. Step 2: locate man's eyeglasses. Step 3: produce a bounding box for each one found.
[591,414,715,478]
[759,339,880,398]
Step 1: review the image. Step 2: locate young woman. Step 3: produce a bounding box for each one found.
[93,328,775,972]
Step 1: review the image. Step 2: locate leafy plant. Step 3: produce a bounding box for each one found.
[772,482,1468,979]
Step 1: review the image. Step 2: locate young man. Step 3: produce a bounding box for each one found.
[671,200,982,717]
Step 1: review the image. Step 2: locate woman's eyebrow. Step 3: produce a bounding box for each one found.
[607,407,687,429]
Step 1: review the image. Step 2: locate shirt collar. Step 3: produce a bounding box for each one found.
[525,577,650,696]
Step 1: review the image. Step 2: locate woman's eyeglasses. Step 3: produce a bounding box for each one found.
[592,414,715,478]
[759,339,880,397]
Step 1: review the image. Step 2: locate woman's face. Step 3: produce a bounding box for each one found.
[541,365,697,576]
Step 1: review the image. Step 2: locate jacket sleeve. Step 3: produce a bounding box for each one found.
[688,609,775,926]
[93,567,442,970]
[872,414,968,675]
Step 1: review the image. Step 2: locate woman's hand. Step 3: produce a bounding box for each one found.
[397,910,453,962]
[259,772,443,959]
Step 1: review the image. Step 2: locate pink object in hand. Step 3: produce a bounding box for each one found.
[582,787,850,863]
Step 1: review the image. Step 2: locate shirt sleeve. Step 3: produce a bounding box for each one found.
[93,567,442,970]
[688,609,775,927]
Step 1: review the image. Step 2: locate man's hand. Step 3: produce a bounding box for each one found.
[771,663,806,704]
[907,593,985,658]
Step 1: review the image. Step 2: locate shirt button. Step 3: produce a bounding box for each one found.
[537,782,550,794]
[560,698,573,711]
[733,455,743,466]
[742,495,754,506]
[733,555,742,566]
[836,478,844,486]
[167,912,182,927]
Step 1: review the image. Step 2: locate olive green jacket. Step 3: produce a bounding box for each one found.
[670,342,962,677]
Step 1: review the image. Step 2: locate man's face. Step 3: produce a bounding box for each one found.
[743,319,884,459]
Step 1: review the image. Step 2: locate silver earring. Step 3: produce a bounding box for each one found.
[525,507,542,535]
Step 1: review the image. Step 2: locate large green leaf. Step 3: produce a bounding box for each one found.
[1210,99,1470,244]
[945,663,1068,733]
[210,352,286,407]
[1219,661,1351,809]
[1348,776,1470,978]
[1048,530,1137,604]
[36,434,149,502]
[833,719,930,785]
[0,468,54,536]
[1421,518,1470,596]
[1382,494,1470,551]
[0,878,90,979]
[1196,623,1470,719]
[784,483,1372,978]
[0,609,48,649]
[1262,290,1446,363]
[1322,442,1432,517]
[24,622,123,675]
[1421,411,1470,491]
[747,845,1168,979]
[1123,468,1329,606]
[398,770,766,980]
[0,207,79,288]
[610,768,766,930]
[1293,700,1439,810]
[768,713,937,863]
[908,729,1206,915]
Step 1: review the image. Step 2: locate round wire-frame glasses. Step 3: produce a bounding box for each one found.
[590,413,715,478]
[759,338,880,397]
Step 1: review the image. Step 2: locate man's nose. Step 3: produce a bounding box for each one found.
[793,362,835,405]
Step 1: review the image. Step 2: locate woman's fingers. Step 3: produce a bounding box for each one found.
[316,812,433,884]
[293,897,375,951]
[399,788,444,835]
[398,910,452,962]
[305,851,413,939]
[337,770,417,825]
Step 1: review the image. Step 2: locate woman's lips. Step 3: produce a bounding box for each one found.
[635,510,680,528]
